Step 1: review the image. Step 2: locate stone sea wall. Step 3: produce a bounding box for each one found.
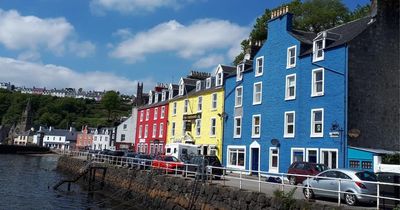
[57,156,354,210]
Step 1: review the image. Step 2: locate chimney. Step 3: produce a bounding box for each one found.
[49,126,52,131]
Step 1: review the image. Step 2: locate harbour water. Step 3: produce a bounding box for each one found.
[0,154,126,210]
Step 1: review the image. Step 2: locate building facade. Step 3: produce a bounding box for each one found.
[76,126,95,150]
[41,127,77,150]
[115,108,138,150]
[92,127,116,151]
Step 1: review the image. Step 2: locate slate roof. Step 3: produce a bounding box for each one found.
[220,65,236,76]
[40,128,77,141]
[182,78,198,86]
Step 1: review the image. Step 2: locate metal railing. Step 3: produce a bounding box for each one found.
[60,150,400,209]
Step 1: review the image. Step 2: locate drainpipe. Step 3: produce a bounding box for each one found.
[344,46,349,168]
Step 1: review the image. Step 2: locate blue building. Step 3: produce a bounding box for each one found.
[222,8,373,174]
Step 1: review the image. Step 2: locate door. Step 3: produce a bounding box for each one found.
[269,147,279,173]
[321,150,338,169]
[203,145,208,156]
[251,148,259,175]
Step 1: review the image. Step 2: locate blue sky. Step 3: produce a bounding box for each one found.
[0,0,370,94]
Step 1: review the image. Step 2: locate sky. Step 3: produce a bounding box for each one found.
[0,0,370,94]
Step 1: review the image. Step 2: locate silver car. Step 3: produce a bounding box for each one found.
[302,169,377,206]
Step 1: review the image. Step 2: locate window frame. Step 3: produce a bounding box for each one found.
[195,119,201,136]
[285,74,296,100]
[253,82,262,105]
[210,117,216,137]
[227,146,246,170]
[251,114,261,138]
[286,46,297,68]
[255,56,264,77]
[144,124,148,138]
[306,148,319,163]
[313,39,325,62]
[172,102,177,116]
[235,86,243,107]
[236,64,244,81]
[233,116,242,138]
[311,68,324,97]
[159,123,164,138]
[152,123,157,138]
[183,99,189,114]
[290,147,305,163]
[310,108,324,137]
[138,125,142,138]
[197,96,203,113]
[211,93,217,110]
[161,91,166,101]
[171,122,176,137]
[284,111,295,138]
[161,106,165,119]
[216,71,223,86]
[196,81,201,91]
[154,107,158,120]
[145,109,150,121]
[206,77,212,89]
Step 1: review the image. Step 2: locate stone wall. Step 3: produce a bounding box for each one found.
[57,156,355,210]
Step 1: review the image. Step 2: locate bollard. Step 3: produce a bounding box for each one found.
[377,182,380,210]
[240,171,242,189]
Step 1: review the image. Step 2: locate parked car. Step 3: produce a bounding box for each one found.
[302,169,377,206]
[376,172,400,209]
[132,154,153,169]
[183,155,223,180]
[287,162,329,185]
[152,155,184,173]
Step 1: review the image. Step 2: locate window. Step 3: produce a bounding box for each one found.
[179,82,184,95]
[362,161,372,169]
[159,123,164,137]
[287,46,296,68]
[172,102,177,115]
[206,77,211,89]
[149,93,153,104]
[235,86,243,107]
[255,56,264,76]
[228,147,245,169]
[123,124,127,129]
[145,109,149,121]
[216,71,223,86]
[311,108,324,137]
[161,91,166,101]
[236,64,244,81]
[169,88,173,99]
[182,120,187,135]
[269,147,279,172]
[306,149,318,163]
[285,74,296,100]
[152,124,157,138]
[144,125,148,138]
[211,93,217,110]
[184,99,189,113]
[121,134,126,141]
[313,39,325,62]
[196,81,201,91]
[154,108,158,120]
[252,115,261,138]
[195,119,201,136]
[284,111,295,138]
[321,149,338,169]
[349,160,360,168]
[161,106,165,119]
[140,111,144,122]
[171,122,176,137]
[233,117,242,138]
[312,68,324,97]
[210,118,216,136]
[253,82,262,105]
[291,148,305,163]
[197,96,202,112]
[154,93,159,103]
[138,125,142,138]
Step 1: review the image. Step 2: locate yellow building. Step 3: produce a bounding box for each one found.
[167,66,235,161]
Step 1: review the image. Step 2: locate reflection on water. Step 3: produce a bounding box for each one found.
[0,154,135,210]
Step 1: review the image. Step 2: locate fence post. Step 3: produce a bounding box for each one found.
[377,182,380,210]
[338,178,341,206]
[258,171,261,192]
[166,163,169,174]
[175,164,178,176]
[306,176,310,200]
[239,171,242,189]
[185,165,188,178]
[281,173,284,191]
[223,169,226,186]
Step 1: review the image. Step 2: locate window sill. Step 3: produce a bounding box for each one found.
[233,135,241,139]
[252,102,262,105]
[234,105,242,108]
[255,73,263,77]
[285,97,296,101]
[311,93,324,97]
[251,135,261,139]
[310,134,323,138]
[312,57,324,63]
[284,135,295,138]
[286,65,296,69]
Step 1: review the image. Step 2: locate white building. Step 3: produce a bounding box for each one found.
[39,127,77,150]
[92,127,116,151]
[115,108,138,150]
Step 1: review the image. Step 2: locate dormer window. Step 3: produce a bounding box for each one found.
[313,39,325,62]
[169,87,173,99]
[216,70,223,86]
[255,56,264,76]
[148,92,153,104]
[206,78,211,89]
[196,81,201,91]
[236,64,244,81]
[154,93,159,103]
[179,83,184,96]
[161,91,166,101]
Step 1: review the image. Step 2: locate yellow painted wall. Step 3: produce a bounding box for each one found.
[167,87,224,160]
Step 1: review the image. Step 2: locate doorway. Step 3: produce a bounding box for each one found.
[251,148,260,175]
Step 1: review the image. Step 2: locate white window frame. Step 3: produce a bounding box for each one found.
[161,106,165,119]
[154,93,159,103]
[233,116,242,138]
[284,111,295,138]
[171,122,176,137]
[152,123,157,138]
[235,86,243,107]
[179,83,184,96]
[169,88,173,99]
[196,81,201,91]
[195,119,201,136]
[311,68,324,97]
[206,77,212,89]
[320,149,338,169]
[253,82,262,105]
[210,118,216,137]
[182,120,186,135]
[149,92,153,104]
[144,124,148,138]
[236,64,244,81]
[216,71,223,86]
[154,108,158,120]
[183,99,189,114]
[286,46,297,68]
[310,108,324,137]
[226,145,246,170]
[306,148,319,163]
[145,109,149,121]
[255,56,264,77]
[161,91,166,101]
[251,114,261,138]
[211,93,217,110]
[138,125,142,138]
[313,39,325,62]
[269,147,279,173]
[290,147,305,163]
[197,96,202,113]
[172,102,177,116]
[140,111,144,122]
[159,123,164,138]
[285,74,296,100]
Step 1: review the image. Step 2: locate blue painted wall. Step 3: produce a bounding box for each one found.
[223,13,347,173]
[347,148,374,171]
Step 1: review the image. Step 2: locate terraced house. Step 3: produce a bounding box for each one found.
[167,69,234,161]
[222,2,399,174]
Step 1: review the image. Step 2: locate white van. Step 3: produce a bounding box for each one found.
[165,143,199,160]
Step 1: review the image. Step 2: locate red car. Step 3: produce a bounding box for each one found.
[287,162,329,185]
[151,155,184,173]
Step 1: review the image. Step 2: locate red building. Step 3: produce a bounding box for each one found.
[135,84,177,155]
[76,126,94,150]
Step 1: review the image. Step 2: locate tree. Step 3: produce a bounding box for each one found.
[101,91,120,120]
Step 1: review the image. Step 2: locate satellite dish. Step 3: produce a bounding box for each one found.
[271,139,280,146]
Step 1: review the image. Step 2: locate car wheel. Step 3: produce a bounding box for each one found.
[345,192,357,206]
[303,188,314,199]
[289,176,297,185]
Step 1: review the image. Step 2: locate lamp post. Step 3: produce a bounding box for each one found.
[330,121,345,168]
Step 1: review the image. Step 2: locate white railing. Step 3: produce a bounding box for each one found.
[60,150,400,209]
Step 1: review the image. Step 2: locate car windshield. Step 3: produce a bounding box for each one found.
[164,156,175,162]
[356,171,377,181]
[315,164,328,172]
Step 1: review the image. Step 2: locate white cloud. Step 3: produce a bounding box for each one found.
[110,19,249,63]
[17,51,42,62]
[68,41,96,58]
[0,9,95,58]
[193,54,225,69]
[0,57,152,94]
[90,0,194,15]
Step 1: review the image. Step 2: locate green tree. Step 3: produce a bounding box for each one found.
[101,91,121,120]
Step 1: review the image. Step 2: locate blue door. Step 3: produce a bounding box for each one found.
[251,148,259,175]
